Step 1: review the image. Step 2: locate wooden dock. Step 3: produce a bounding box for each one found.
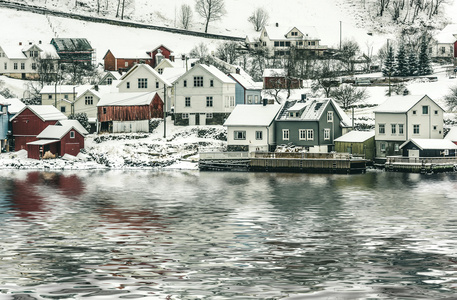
[385,156,457,173]
[199,152,367,174]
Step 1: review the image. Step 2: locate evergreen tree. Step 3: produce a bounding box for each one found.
[418,36,432,75]
[382,46,395,77]
[394,43,408,76]
[407,50,419,76]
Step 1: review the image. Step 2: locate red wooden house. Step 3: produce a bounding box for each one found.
[11,105,67,151]
[97,91,163,133]
[263,68,303,89]
[146,45,174,68]
[103,49,153,72]
[26,120,88,159]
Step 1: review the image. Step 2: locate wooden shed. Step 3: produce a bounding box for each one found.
[97,91,163,133]
[400,139,457,157]
[334,130,375,160]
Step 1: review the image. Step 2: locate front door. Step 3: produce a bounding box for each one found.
[189,114,196,125]
[199,114,206,126]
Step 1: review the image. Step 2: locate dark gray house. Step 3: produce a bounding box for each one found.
[50,38,93,64]
[275,98,351,152]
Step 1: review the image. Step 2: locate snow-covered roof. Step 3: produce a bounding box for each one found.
[40,85,92,95]
[334,130,375,143]
[11,105,67,122]
[27,139,59,146]
[435,24,457,44]
[161,67,187,84]
[37,123,87,139]
[199,64,234,84]
[374,95,443,113]
[104,48,151,59]
[229,72,260,90]
[400,139,457,150]
[57,120,89,135]
[0,97,25,114]
[264,25,320,40]
[118,64,172,87]
[263,69,287,77]
[288,102,307,111]
[38,44,60,59]
[223,104,282,127]
[445,127,457,141]
[1,45,27,59]
[75,85,116,102]
[97,91,160,106]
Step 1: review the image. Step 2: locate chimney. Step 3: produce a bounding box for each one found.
[39,40,42,44]
[263,98,268,106]
[29,42,32,45]
[19,42,22,46]
[236,67,240,74]
[94,85,99,91]
[301,94,307,101]
[276,23,279,27]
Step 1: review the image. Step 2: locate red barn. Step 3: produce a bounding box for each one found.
[263,68,303,89]
[97,91,163,133]
[103,49,153,72]
[11,105,67,151]
[146,45,174,68]
[26,120,88,159]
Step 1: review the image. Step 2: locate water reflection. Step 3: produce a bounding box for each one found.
[0,170,456,299]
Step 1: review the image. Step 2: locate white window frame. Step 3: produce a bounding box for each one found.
[194,76,203,87]
[206,96,213,107]
[398,124,404,135]
[307,129,314,141]
[299,129,306,140]
[234,131,246,140]
[70,131,75,139]
[138,78,148,89]
[324,128,331,140]
[85,96,93,105]
[413,124,420,134]
[391,124,396,135]
[327,111,333,122]
[182,113,189,119]
[206,113,213,119]
[282,129,289,140]
[256,131,263,140]
[379,124,385,134]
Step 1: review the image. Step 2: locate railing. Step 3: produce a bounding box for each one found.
[199,151,364,160]
[386,156,457,164]
[199,152,251,160]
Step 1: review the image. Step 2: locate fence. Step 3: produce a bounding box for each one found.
[386,156,457,164]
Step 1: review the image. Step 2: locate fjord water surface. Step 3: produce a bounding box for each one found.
[0,170,456,299]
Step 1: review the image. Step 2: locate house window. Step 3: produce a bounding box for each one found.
[125,62,128,67]
[13,63,17,70]
[283,129,289,140]
[280,41,285,47]
[433,125,437,130]
[422,105,429,115]
[299,129,306,140]
[224,96,229,108]
[291,31,297,36]
[61,106,66,113]
[156,81,159,88]
[210,79,214,87]
[185,97,191,107]
[434,110,438,115]
[4,63,6,70]
[413,124,420,134]
[85,96,93,105]
[254,95,259,103]
[327,111,333,122]
[183,80,187,87]
[194,76,203,87]
[441,46,446,54]
[412,110,416,115]
[234,131,246,140]
[230,96,235,107]
[391,124,396,134]
[285,41,290,47]
[256,131,263,140]
[381,143,386,152]
[48,95,52,100]
[274,41,279,47]
[138,78,148,88]
[21,63,25,70]
[158,68,163,74]
[324,128,330,140]
[31,63,36,70]
[182,113,189,119]
[206,96,213,107]
[70,131,75,139]
[394,144,399,151]
[307,129,314,141]
[247,95,253,104]
[398,124,404,135]
[107,78,113,85]
[264,32,267,37]
[126,82,130,89]
[103,108,107,114]
[379,124,385,134]
[64,95,68,99]
[263,42,266,47]
[206,113,213,119]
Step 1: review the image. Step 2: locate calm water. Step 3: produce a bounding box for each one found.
[0,170,457,299]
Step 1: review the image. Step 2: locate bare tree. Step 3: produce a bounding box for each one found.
[311,59,342,98]
[330,84,368,110]
[195,0,226,33]
[190,42,209,59]
[248,7,269,32]
[178,4,193,29]
[215,42,241,64]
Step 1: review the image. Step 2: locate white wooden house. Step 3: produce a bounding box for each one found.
[173,64,236,126]
[374,94,444,157]
[116,63,172,111]
[0,41,59,79]
[224,104,281,152]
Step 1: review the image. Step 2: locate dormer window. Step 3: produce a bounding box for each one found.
[70,131,75,139]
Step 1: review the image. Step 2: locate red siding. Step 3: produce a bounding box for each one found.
[12,108,59,151]
[104,50,153,71]
[98,93,163,122]
[149,46,173,68]
[454,41,457,58]
[60,130,85,156]
[104,50,116,71]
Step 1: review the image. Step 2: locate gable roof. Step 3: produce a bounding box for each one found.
[263,25,320,40]
[40,84,92,95]
[37,122,87,140]
[174,63,234,85]
[374,94,444,113]
[223,104,282,127]
[56,120,89,135]
[445,127,457,141]
[51,38,93,51]
[334,130,375,143]
[229,71,261,90]
[10,105,67,122]
[400,138,457,150]
[0,97,25,114]
[97,91,160,106]
[117,64,172,87]
[103,49,151,60]
[147,44,173,54]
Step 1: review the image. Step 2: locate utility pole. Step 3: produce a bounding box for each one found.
[339,21,342,51]
[163,85,167,138]
[387,39,391,97]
